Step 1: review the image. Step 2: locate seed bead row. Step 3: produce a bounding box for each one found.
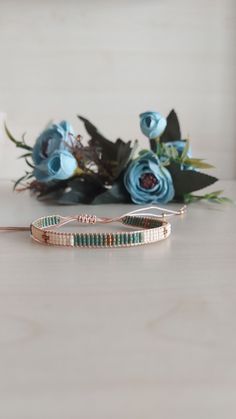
[30,214,171,248]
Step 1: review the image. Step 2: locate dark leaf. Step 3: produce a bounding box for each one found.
[168,163,218,197]
[13,175,28,190]
[25,158,35,169]
[58,175,105,204]
[78,115,108,142]
[78,115,137,180]
[18,152,32,159]
[91,176,131,204]
[36,179,71,199]
[160,109,182,143]
[37,175,105,205]
[13,172,34,190]
[37,188,66,203]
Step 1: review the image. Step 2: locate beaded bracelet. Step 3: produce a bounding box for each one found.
[29,205,186,248]
[0,205,186,248]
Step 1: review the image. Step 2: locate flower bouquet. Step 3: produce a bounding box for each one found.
[5,109,228,205]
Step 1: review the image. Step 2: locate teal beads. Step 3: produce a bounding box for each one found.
[31,213,170,248]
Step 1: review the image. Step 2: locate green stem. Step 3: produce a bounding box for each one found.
[184,191,232,204]
[149,137,160,153]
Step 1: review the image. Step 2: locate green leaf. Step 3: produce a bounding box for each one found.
[212,197,232,203]
[183,190,232,204]
[180,139,190,162]
[138,149,150,156]
[184,158,214,169]
[162,143,178,159]
[4,122,32,151]
[206,190,224,198]
[21,132,27,144]
[4,122,18,144]
[161,158,171,167]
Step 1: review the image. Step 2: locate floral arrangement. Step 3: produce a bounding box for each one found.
[5,110,229,205]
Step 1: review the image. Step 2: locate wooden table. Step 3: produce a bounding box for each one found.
[0,180,235,419]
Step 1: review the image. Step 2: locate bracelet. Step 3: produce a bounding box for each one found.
[30,214,170,248]
[29,205,186,248]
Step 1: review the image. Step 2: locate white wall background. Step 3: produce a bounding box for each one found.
[0,0,235,180]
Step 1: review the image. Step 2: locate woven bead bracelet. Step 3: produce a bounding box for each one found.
[30,214,170,248]
[0,205,186,248]
[30,205,186,248]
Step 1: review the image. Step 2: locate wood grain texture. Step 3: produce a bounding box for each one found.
[0,0,235,180]
[0,179,235,418]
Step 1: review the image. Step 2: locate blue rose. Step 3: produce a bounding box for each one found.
[124,151,175,204]
[33,150,78,182]
[140,111,167,139]
[164,140,193,170]
[164,140,192,158]
[32,120,76,165]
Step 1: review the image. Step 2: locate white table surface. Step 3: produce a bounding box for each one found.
[0,179,235,419]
